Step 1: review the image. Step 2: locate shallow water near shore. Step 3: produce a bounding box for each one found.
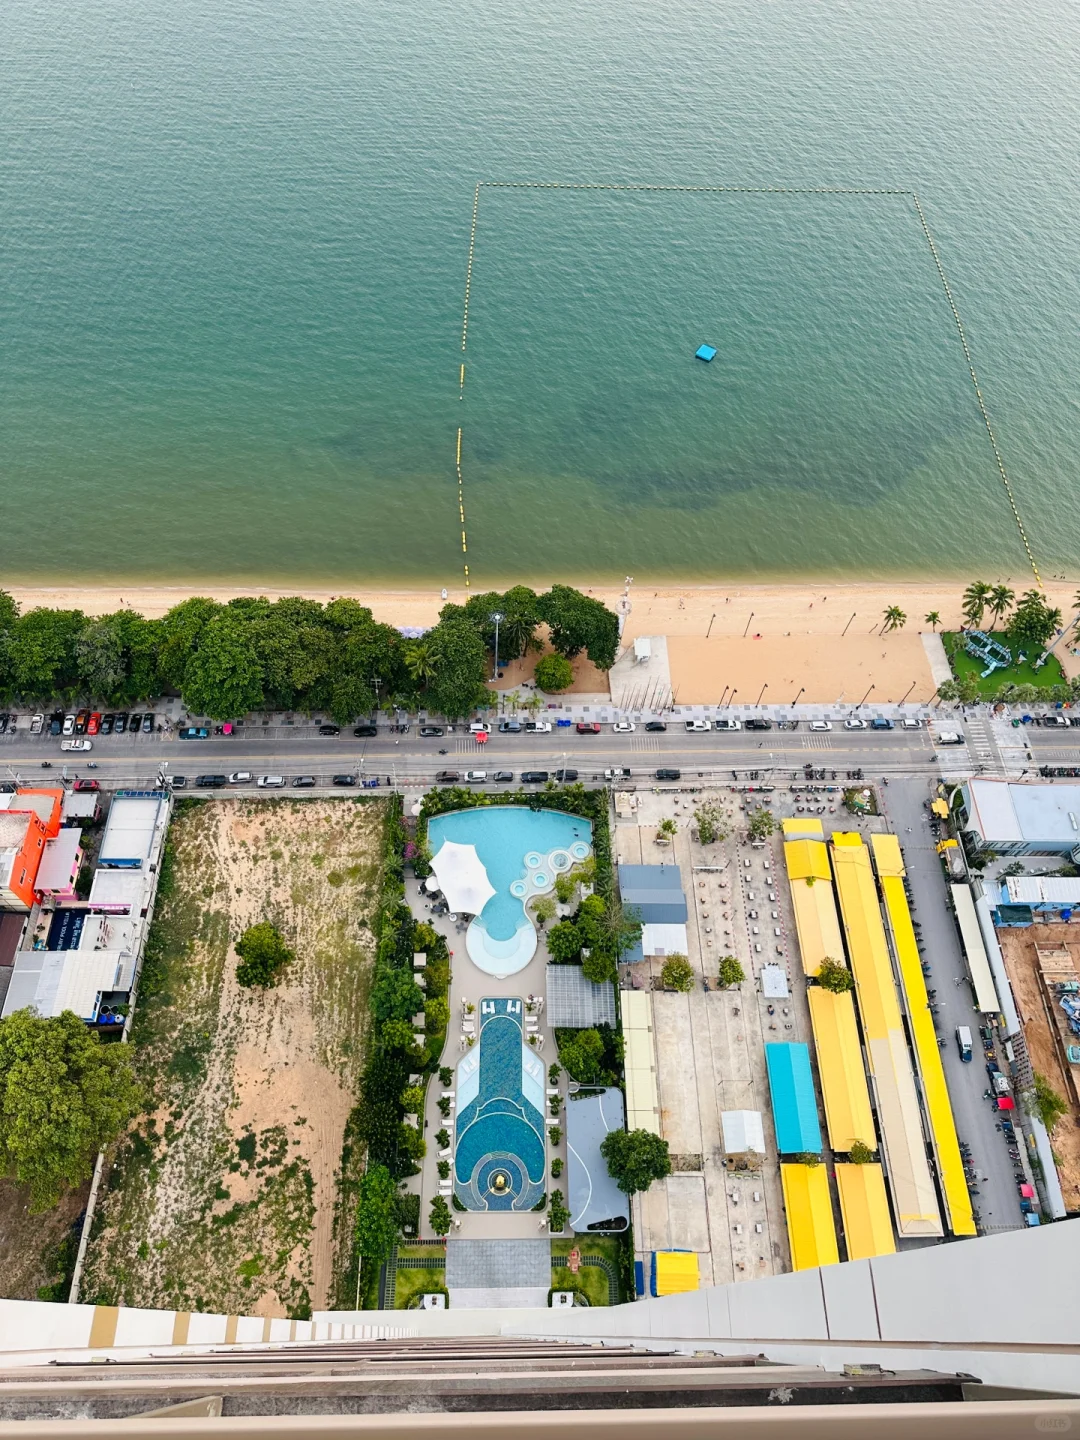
[2,0,1079,586]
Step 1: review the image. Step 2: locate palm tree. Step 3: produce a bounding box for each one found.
[962,581,991,629]
[987,585,1015,629]
[924,611,941,632]
[500,611,539,660]
[882,606,907,634]
[404,641,437,687]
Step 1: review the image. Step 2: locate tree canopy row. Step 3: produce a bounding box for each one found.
[0,584,619,721]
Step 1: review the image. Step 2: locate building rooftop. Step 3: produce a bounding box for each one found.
[35,829,82,892]
[966,779,1080,846]
[545,965,616,1029]
[99,792,167,866]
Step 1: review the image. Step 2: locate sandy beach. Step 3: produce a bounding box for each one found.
[8,579,1078,707]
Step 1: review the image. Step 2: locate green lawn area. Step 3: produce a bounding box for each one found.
[550,1235,623,1306]
[944,632,1066,698]
[393,1267,447,1309]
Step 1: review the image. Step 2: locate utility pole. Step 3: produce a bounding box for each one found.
[491,612,504,680]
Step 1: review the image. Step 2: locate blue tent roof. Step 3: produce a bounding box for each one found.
[764,1043,822,1154]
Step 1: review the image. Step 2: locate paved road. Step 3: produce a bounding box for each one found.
[881,777,1024,1234]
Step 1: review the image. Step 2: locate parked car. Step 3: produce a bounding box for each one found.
[62,713,76,736]
[745,717,772,731]
[353,724,379,737]
[419,726,445,737]
[142,713,155,734]
[604,767,631,780]
[493,770,514,782]
[612,720,635,733]
[257,775,286,788]
[714,718,741,731]
[30,714,44,736]
[464,770,488,782]
[955,1025,973,1062]
[178,726,210,740]
[49,712,64,736]
[644,721,667,732]
[809,720,833,732]
[74,711,90,734]
[87,712,102,735]
[61,739,93,752]
[1042,714,1068,727]
[318,724,341,736]
[114,712,129,734]
[901,716,921,730]
[521,770,550,783]
[73,778,100,792]
[0,715,9,735]
[194,774,227,788]
[436,770,461,783]
[844,717,867,730]
[655,768,682,781]
[498,719,522,733]
[129,713,142,732]
[169,775,188,789]
[469,721,492,734]
[935,731,964,745]
[292,775,316,787]
[870,717,893,731]
[525,720,552,733]
[227,772,253,785]
[554,768,578,782]
[576,722,601,734]
[684,719,711,732]
[100,713,114,735]
[332,774,357,786]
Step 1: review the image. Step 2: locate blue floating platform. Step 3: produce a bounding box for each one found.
[695,344,717,362]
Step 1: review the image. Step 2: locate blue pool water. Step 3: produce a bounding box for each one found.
[454,998,546,1211]
[428,806,593,976]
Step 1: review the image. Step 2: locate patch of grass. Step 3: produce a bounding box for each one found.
[237,1132,257,1164]
[393,1267,448,1310]
[327,871,345,887]
[944,632,1066,697]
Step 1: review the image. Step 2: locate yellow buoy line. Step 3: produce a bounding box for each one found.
[452,181,1041,591]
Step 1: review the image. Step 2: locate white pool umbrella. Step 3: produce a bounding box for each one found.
[430,841,495,916]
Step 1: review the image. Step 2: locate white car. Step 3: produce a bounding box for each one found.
[684,719,712,732]
[62,714,76,736]
[30,714,44,735]
[714,718,742,731]
[901,716,922,730]
[464,770,487,782]
[843,717,867,730]
[469,721,491,734]
[604,767,632,780]
[612,720,635,733]
[809,720,833,732]
[525,720,552,733]
[61,738,92,752]
[256,774,286,788]
[227,772,253,785]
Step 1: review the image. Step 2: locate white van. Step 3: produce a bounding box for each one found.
[464,770,488,783]
[955,1025,973,1063]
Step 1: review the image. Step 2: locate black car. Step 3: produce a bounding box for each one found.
[353,725,378,737]
[114,712,128,734]
[0,715,8,735]
[554,768,578,782]
[49,711,64,736]
[436,770,461,783]
[100,713,114,735]
[292,775,317,787]
[194,774,227,788]
[655,768,682,781]
[319,724,341,736]
[420,726,445,737]
[493,770,514,782]
[142,713,155,734]
[745,717,773,731]
[521,770,550,783]
[645,721,668,732]
[332,773,357,786]
[129,713,142,732]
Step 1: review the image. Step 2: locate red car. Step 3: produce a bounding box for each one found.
[576,722,601,734]
[73,779,100,792]
[87,712,102,735]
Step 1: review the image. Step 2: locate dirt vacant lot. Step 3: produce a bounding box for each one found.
[81,796,385,1318]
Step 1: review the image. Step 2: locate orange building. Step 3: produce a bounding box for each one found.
[0,809,50,911]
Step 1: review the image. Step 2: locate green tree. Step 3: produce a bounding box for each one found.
[0,1011,141,1211]
[1006,590,1063,654]
[717,955,744,988]
[537,585,620,669]
[924,611,941,632]
[424,618,488,719]
[548,1188,570,1232]
[582,948,618,984]
[381,1019,420,1052]
[547,920,583,963]
[156,597,224,691]
[401,1086,425,1113]
[76,618,128,700]
[987,585,1015,629]
[429,1195,452,1236]
[694,801,727,845]
[660,954,694,991]
[235,922,294,989]
[962,581,992,628]
[182,611,264,719]
[553,873,576,905]
[747,806,777,842]
[600,1127,672,1195]
[816,956,854,993]
[354,1163,399,1265]
[881,605,907,634]
[558,1027,605,1083]
[0,590,20,698]
[657,817,677,840]
[9,608,86,699]
[936,679,960,704]
[534,653,574,693]
[425,997,450,1033]
[796,1151,822,1168]
[848,1139,875,1164]
[533,895,557,927]
[1028,1072,1069,1133]
[404,642,438,688]
[372,966,424,1025]
[957,672,982,706]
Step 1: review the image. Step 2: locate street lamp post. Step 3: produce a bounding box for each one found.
[491,612,504,681]
[719,685,729,707]
[707,612,716,639]
[756,682,768,707]
[792,686,805,706]
[842,613,856,636]
[743,612,755,638]
[728,689,737,709]
[858,683,875,708]
[899,681,916,705]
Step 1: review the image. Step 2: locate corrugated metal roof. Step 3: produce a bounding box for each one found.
[780,1163,838,1271]
[835,1163,896,1260]
[806,987,876,1153]
[951,883,1002,1014]
[764,1043,821,1154]
[1005,876,1080,904]
[621,990,660,1135]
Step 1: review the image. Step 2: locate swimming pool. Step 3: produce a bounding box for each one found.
[454,997,546,1211]
[427,806,592,976]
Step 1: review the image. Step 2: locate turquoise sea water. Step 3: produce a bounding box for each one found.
[2,0,1079,585]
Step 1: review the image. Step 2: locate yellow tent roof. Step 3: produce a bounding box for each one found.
[835,1163,896,1260]
[931,798,950,819]
[807,987,877,1152]
[654,1251,699,1295]
[781,1163,839,1271]
[782,817,824,840]
[784,837,832,881]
